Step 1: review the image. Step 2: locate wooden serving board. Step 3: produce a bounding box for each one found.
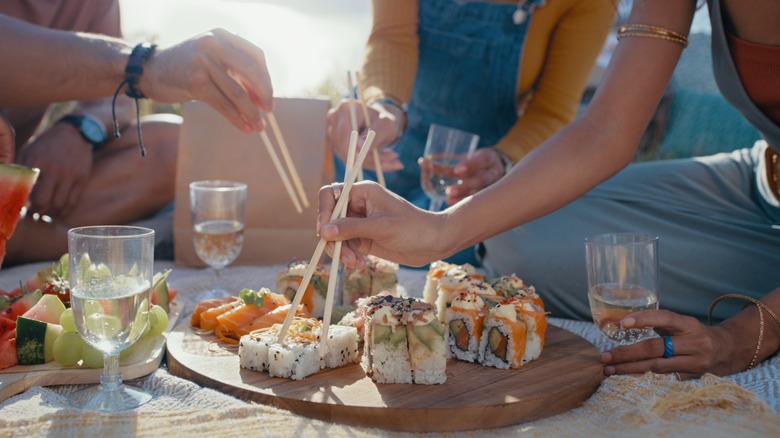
[0,302,182,403]
[167,320,603,432]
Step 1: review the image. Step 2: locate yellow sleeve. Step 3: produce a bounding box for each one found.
[494,0,616,163]
[360,0,418,105]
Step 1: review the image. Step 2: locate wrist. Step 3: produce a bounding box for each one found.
[57,114,108,150]
[369,95,407,142]
[493,148,513,176]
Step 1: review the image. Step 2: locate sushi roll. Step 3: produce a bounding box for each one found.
[363,295,413,384]
[341,255,399,306]
[514,300,547,364]
[490,274,544,309]
[276,259,330,318]
[363,295,447,385]
[238,329,276,372]
[321,324,360,369]
[422,261,483,321]
[445,281,500,362]
[478,302,528,370]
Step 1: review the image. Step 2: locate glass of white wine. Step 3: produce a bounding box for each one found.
[67,225,155,411]
[585,233,659,345]
[189,180,247,300]
[420,124,479,212]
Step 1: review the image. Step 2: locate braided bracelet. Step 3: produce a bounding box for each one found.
[708,293,780,369]
[111,42,158,157]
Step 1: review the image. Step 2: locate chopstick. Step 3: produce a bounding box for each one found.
[319,130,358,356]
[277,130,377,344]
[355,71,386,188]
[266,111,310,208]
[259,129,302,213]
[346,72,364,182]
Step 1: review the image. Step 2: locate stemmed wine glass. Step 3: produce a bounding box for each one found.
[420,124,479,212]
[189,180,247,300]
[67,225,155,411]
[585,233,660,344]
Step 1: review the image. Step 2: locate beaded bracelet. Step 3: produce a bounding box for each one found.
[111,42,158,157]
[617,24,689,48]
[708,293,780,370]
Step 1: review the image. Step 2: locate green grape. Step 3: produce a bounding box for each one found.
[52,332,85,366]
[81,343,104,369]
[59,308,77,332]
[85,313,122,338]
[82,299,104,316]
[148,305,169,337]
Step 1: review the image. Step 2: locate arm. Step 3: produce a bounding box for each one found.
[603,287,780,378]
[318,0,695,266]
[326,0,416,169]
[0,14,273,133]
[449,0,617,204]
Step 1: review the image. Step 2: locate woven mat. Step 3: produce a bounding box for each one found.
[1,262,779,437]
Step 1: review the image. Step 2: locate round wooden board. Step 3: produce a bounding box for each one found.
[167,319,603,432]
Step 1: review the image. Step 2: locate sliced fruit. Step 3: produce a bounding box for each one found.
[151,270,171,313]
[0,163,40,240]
[22,294,66,324]
[0,336,17,370]
[15,316,63,364]
[2,289,42,321]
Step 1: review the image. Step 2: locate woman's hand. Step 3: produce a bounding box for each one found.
[446,148,506,205]
[600,309,749,380]
[140,28,274,133]
[326,99,403,172]
[317,181,448,268]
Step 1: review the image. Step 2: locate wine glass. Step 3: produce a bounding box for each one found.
[189,180,247,300]
[67,226,155,411]
[420,124,479,212]
[585,233,660,344]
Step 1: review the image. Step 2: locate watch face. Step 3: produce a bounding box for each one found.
[80,116,107,144]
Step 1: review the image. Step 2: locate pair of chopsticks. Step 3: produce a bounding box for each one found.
[348,71,386,188]
[276,129,377,348]
[259,112,309,213]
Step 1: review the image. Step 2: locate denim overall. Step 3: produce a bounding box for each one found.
[344,0,544,265]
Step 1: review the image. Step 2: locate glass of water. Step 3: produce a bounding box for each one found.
[420,124,479,212]
[585,233,660,344]
[189,180,247,299]
[68,225,155,411]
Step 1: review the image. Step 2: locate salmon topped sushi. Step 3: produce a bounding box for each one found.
[445,280,501,362]
[276,259,330,318]
[342,255,399,306]
[490,274,544,309]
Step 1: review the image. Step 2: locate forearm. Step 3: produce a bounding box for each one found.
[718,287,780,371]
[0,14,130,106]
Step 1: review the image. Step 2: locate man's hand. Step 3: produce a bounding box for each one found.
[17,123,92,219]
[445,148,507,205]
[139,28,274,133]
[0,111,14,163]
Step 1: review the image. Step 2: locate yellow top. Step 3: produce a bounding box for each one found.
[361,0,616,163]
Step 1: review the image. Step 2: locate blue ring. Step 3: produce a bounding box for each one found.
[662,335,674,358]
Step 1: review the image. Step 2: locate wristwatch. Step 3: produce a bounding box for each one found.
[58,114,108,149]
[495,149,513,176]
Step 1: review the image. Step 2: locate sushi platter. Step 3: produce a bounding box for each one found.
[0,301,182,403]
[166,317,603,432]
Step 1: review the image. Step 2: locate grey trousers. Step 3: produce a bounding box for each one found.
[482,141,780,323]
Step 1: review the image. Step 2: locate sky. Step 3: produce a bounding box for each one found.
[119,0,372,97]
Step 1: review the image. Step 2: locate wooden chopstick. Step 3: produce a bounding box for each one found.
[346,72,364,182]
[319,131,358,356]
[277,130,376,343]
[355,71,386,187]
[266,111,310,208]
[259,130,302,213]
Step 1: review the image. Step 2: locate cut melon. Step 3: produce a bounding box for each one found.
[22,294,66,324]
[0,163,40,267]
[15,316,62,364]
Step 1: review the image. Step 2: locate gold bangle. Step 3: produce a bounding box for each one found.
[617,24,689,48]
[708,293,780,370]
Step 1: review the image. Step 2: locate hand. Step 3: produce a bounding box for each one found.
[448,148,506,205]
[316,181,447,267]
[17,123,92,218]
[0,112,14,163]
[600,309,746,380]
[139,28,274,133]
[326,99,403,172]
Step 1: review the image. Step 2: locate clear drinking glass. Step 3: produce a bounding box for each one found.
[189,180,247,299]
[420,124,479,212]
[585,233,660,344]
[67,226,155,411]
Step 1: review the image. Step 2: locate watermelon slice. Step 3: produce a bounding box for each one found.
[0,163,40,266]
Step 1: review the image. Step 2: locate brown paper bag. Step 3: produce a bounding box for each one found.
[173,98,334,266]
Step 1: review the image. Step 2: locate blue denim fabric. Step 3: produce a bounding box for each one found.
[336,0,542,266]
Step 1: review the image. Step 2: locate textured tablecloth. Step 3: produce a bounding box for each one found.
[1,261,778,437]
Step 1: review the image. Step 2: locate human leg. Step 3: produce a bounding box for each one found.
[482,143,780,322]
